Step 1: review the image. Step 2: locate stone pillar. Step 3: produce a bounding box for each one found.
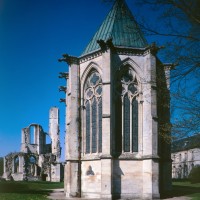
[3,157,6,173]
[34,125,40,154]
[49,107,60,161]
[12,158,14,173]
[64,57,81,197]
[21,128,29,153]
[19,156,24,173]
[142,52,160,198]
[143,159,160,199]
[101,49,112,198]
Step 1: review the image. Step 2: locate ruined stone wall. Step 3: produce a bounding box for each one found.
[3,107,63,182]
[49,107,60,160]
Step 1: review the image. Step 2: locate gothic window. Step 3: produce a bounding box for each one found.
[28,156,36,176]
[116,67,139,153]
[84,71,102,154]
[179,154,182,162]
[29,125,35,144]
[14,156,19,173]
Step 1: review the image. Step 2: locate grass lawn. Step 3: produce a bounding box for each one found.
[171,181,200,200]
[0,181,64,200]
[0,180,200,200]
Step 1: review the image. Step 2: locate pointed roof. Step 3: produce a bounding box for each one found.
[81,0,148,56]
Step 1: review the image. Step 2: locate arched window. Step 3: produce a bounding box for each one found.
[84,71,102,154]
[116,67,139,153]
[29,125,35,144]
[172,166,176,178]
[179,153,182,162]
[28,156,36,176]
[14,156,19,173]
[183,164,188,177]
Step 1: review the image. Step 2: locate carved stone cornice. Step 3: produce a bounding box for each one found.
[79,50,102,64]
[115,46,148,56]
[79,43,165,63]
[81,154,101,161]
[116,153,160,160]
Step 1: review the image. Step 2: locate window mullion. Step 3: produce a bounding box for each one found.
[96,97,99,153]
[122,96,124,153]
[90,100,92,154]
[130,97,132,153]
[83,103,85,155]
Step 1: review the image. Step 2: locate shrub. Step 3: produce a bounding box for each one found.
[188,165,200,183]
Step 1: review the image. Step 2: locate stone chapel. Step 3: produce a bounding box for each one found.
[59,0,172,199]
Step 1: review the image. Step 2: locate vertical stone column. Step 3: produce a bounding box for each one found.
[159,65,172,194]
[12,158,14,173]
[64,56,81,198]
[19,156,24,173]
[142,52,159,199]
[101,49,112,198]
[49,107,60,161]
[34,165,37,176]
[3,157,6,174]
[35,125,40,154]
[21,128,28,153]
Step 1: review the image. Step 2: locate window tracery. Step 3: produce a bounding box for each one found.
[116,67,139,153]
[84,71,102,154]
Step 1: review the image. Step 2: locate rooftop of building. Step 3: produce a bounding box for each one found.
[81,0,148,56]
[171,134,200,153]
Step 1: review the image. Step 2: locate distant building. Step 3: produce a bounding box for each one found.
[3,107,63,182]
[171,134,200,179]
[59,0,172,199]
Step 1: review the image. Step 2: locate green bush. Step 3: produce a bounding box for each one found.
[189,165,200,183]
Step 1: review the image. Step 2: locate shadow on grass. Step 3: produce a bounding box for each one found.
[171,185,200,197]
[0,181,52,195]
[162,183,200,199]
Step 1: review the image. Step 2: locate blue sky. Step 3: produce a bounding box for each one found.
[0,0,169,160]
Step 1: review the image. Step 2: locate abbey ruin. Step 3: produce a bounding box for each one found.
[3,107,63,182]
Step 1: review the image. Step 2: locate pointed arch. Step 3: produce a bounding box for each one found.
[118,57,143,81]
[81,62,102,104]
[14,156,19,173]
[82,70,102,154]
[114,64,140,154]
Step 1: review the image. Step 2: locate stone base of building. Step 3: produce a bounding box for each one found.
[66,193,160,200]
[65,159,161,200]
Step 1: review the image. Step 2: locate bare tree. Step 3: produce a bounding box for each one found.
[134,0,200,139]
[135,0,200,80]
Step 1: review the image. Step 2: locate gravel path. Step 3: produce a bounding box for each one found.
[47,189,191,200]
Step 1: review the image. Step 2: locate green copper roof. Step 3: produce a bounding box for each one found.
[82,0,148,56]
